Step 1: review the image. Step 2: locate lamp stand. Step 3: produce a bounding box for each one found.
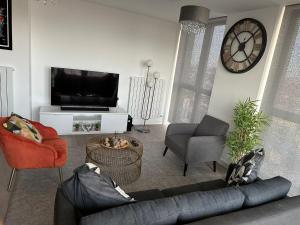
[135,66,158,133]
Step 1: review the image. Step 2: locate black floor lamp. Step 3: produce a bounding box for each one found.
[135,60,160,133]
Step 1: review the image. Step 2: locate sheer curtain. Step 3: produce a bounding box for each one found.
[168,18,226,123]
[261,5,300,195]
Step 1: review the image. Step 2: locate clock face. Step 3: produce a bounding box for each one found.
[221,18,267,73]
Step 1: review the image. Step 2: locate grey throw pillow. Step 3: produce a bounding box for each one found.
[61,163,134,215]
[227,148,265,185]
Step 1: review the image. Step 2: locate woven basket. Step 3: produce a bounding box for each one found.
[86,135,143,185]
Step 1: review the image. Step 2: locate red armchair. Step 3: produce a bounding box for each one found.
[0,117,68,191]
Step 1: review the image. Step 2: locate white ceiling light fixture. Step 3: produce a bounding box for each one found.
[179,5,210,34]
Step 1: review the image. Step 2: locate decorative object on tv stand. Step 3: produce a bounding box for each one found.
[135,60,160,133]
[74,123,80,132]
[179,5,210,34]
[226,98,270,164]
[0,0,12,50]
[95,122,100,131]
[36,0,56,5]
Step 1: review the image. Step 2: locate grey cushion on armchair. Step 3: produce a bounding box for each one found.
[194,115,230,136]
[165,115,229,172]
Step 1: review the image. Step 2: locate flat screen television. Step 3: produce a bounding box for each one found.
[51,67,119,110]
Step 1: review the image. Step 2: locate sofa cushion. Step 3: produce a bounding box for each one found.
[80,197,178,225]
[174,187,245,223]
[162,179,227,197]
[80,187,245,225]
[184,196,300,225]
[55,188,80,225]
[62,164,134,215]
[227,148,265,185]
[194,115,229,136]
[238,176,291,208]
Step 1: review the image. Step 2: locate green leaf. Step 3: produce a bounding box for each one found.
[226,98,270,163]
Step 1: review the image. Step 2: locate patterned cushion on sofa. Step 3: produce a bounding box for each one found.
[62,163,134,215]
[227,148,265,186]
[3,113,42,143]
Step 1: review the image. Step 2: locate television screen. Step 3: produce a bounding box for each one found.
[51,67,119,107]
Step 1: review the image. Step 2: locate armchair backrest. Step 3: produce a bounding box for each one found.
[194,115,229,136]
[0,117,47,168]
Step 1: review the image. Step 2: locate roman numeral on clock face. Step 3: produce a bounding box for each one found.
[223,44,231,51]
[232,62,240,71]
[253,43,261,51]
[243,61,249,69]
[223,51,231,62]
[249,53,258,63]
[244,21,251,30]
[226,58,234,68]
[254,32,262,40]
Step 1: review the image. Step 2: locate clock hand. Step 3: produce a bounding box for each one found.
[225,49,239,64]
[233,31,242,44]
[244,28,260,44]
[243,50,251,64]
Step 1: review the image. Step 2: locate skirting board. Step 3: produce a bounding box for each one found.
[133,117,163,125]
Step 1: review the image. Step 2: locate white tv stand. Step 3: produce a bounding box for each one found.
[39,106,128,135]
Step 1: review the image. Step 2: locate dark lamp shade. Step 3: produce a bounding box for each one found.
[179,5,210,25]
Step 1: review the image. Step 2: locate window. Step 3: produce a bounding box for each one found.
[168,18,226,123]
[261,5,300,195]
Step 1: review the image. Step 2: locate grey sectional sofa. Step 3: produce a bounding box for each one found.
[54,176,300,225]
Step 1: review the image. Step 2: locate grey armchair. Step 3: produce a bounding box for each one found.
[164,115,229,176]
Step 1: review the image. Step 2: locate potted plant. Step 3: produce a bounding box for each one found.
[95,122,100,131]
[226,98,270,165]
[74,123,80,132]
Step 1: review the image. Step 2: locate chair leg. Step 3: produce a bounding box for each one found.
[213,161,217,172]
[58,168,63,184]
[183,163,188,176]
[7,168,16,192]
[163,146,168,156]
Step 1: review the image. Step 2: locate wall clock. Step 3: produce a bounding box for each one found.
[221,18,267,73]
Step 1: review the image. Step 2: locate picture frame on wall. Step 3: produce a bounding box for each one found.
[0,0,12,50]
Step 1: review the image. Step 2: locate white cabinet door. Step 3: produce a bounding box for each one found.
[101,114,128,133]
[40,114,73,135]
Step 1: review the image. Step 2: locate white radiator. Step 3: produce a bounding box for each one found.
[128,76,165,123]
[0,66,14,117]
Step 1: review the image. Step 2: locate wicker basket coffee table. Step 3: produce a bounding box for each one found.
[86,135,143,185]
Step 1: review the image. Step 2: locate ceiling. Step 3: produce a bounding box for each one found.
[84,0,300,22]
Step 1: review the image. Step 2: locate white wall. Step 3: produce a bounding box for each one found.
[30,0,179,120]
[0,0,31,118]
[207,6,285,164]
[0,1,31,222]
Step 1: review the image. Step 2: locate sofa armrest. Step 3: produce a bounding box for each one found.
[166,123,198,137]
[30,120,58,139]
[54,188,79,225]
[186,136,226,163]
